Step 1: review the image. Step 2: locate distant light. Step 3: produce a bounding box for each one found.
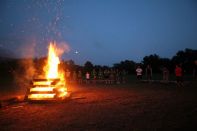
[75,50,79,54]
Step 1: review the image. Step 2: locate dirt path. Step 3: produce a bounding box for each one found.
[1,83,197,130]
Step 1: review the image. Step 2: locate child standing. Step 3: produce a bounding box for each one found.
[136,66,143,80]
[175,64,183,87]
[86,72,90,84]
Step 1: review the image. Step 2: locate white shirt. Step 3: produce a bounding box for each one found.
[136,68,143,76]
[86,73,90,79]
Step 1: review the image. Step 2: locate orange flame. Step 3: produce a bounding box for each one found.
[45,43,60,79]
[28,42,67,100]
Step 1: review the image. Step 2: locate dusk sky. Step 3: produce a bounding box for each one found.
[0,0,197,66]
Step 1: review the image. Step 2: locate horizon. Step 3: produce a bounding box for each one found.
[0,46,195,67]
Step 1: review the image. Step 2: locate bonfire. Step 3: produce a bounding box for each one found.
[27,42,68,100]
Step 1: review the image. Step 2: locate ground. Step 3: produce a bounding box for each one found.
[0,81,197,130]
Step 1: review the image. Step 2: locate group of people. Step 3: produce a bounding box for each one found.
[135,64,184,87]
[65,69,127,84]
[64,63,190,87]
[135,65,153,81]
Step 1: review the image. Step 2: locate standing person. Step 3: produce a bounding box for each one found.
[136,65,143,80]
[146,65,152,82]
[109,69,115,84]
[65,69,71,83]
[116,69,121,84]
[121,69,127,83]
[162,67,169,81]
[85,72,90,84]
[72,71,77,83]
[175,64,183,87]
[77,70,82,84]
[92,69,97,84]
[193,60,197,80]
[98,69,103,83]
[104,69,110,84]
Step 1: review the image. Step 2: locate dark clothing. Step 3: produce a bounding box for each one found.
[176,76,183,82]
[194,65,197,78]
[137,75,142,80]
[147,69,151,75]
[146,66,152,80]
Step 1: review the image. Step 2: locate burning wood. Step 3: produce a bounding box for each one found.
[28,78,67,100]
[27,42,68,101]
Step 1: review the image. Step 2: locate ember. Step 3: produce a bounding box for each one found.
[27,42,67,101]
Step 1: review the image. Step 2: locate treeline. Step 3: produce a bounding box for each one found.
[65,48,197,75]
[0,48,197,80]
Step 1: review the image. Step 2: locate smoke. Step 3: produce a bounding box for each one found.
[13,41,70,93]
[55,41,70,56]
[14,43,36,93]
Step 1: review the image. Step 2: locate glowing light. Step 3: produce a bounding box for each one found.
[30,87,54,92]
[28,42,67,100]
[75,50,79,54]
[28,94,56,100]
[45,43,60,79]
[33,81,52,86]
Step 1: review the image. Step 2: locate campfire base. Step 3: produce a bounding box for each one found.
[27,78,68,101]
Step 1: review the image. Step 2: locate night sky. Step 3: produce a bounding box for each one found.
[0,0,197,66]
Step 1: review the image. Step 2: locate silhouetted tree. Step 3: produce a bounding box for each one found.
[63,59,76,71]
[142,54,161,73]
[84,61,94,73]
[172,49,197,73]
[113,60,136,74]
[0,58,18,81]
[159,58,172,73]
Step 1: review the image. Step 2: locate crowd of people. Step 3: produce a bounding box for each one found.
[64,63,196,87]
[65,69,127,84]
[135,63,197,87]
